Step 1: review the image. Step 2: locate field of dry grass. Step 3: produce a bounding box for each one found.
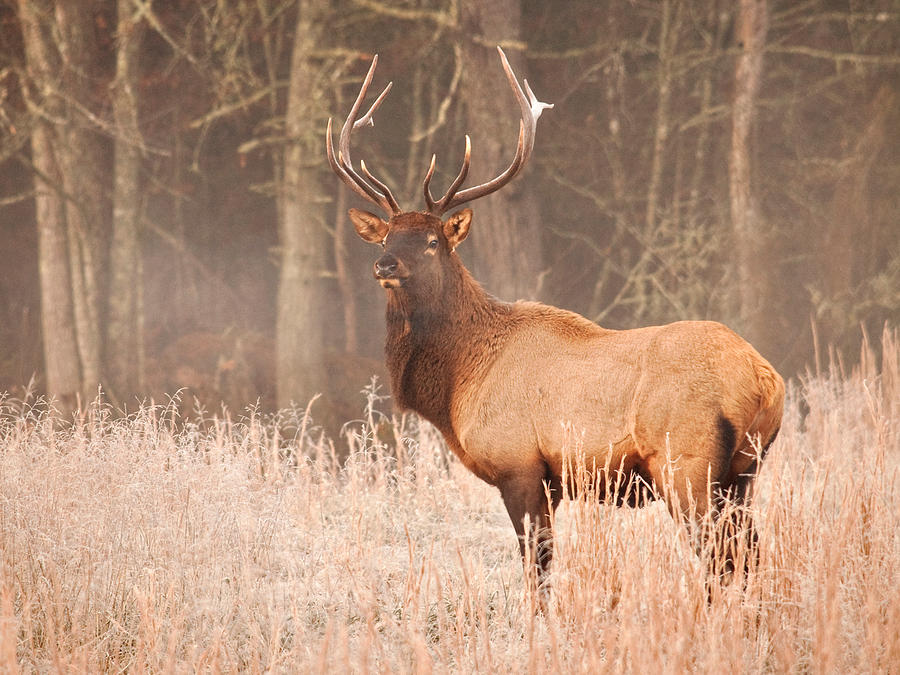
[1,328,898,673]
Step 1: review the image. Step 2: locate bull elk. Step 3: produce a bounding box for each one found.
[326,48,785,592]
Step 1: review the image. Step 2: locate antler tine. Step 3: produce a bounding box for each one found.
[425,135,472,215]
[423,155,438,213]
[353,78,392,130]
[443,123,524,214]
[325,55,402,216]
[432,47,552,215]
[340,56,389,162]
[496,46,553,165]
[360,159,401,214]
[326,119,386,207]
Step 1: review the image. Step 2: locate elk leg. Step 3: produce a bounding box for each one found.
[654,454,755,584]
[656,454,724,521]
[498,465,560,586]
[710,461,762,580]
[665,460,761,587]
[713,427,780,579]
[708,503,758,582]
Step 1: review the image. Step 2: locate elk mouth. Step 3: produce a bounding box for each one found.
[374,269,409,288]
[378,277,406,289]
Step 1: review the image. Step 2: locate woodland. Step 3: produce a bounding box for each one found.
[1,3,899,669]
[0,0,898,428]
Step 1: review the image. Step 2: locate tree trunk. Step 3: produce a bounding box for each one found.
[33,123,82,417]
[54,0,110,402]
[686,0,728,230]
[107,0,146,404]
[333,187,357,354]
[816,85,894,348]
[20,0,113,407]
[729,0,769,350]
[458,0,543,301]
[823,86,893,300]
[19,0,81,417]
[645,0,679,235]
[276,0,330,409]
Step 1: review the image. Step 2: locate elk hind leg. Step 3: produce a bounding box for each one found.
[713,422,780,580]
[653,448,741,581]
[710,458,764,581]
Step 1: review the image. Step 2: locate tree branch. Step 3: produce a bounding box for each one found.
[351,0,457,28]
[767,45,900,65]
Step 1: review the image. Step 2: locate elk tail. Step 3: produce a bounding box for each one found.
[750,360,785,456]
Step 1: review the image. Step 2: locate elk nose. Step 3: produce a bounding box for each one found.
[374,255,399,279]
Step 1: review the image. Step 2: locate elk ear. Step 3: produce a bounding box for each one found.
[349,208,390,244]
[443,208,472,250]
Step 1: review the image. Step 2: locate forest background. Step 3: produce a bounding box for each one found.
[0,0,898,429]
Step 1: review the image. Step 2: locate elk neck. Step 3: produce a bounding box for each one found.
[382,252,508,436]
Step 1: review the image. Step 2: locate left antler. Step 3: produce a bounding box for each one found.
[423,47,553,216]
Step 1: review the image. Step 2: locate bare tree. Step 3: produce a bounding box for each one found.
[18,0,81,415]
[458,0,544,300]
[18,0,113,408]
[276,0,331,409]
[53,0,110,399]
[107,0,146,404]
[816,85,895,342]
[730,0,770,350]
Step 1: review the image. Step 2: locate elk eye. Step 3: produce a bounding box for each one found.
[427,239,439,250]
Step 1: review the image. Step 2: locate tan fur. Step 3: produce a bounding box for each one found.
[346,209,785,588]
[453,308,782,505]
[330,53,784,590]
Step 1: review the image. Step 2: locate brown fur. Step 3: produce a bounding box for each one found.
[350,207,785,589]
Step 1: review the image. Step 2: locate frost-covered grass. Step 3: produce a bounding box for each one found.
[1,329,897,672]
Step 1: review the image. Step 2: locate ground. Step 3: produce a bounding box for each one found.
[0,331,898,672]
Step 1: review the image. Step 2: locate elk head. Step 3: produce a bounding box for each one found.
[326,48,552,295]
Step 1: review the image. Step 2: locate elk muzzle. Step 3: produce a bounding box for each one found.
[374,253,408,288]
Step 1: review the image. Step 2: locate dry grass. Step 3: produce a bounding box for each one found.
[1,327,898,673]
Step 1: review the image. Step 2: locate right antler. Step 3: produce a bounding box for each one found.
[326,55,402,217]
[423,47,553,216]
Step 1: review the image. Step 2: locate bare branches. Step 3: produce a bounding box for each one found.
[351,0,458,29]
[766,45,900,65]
[189,82,286,130]
[0,189,37,208]
[129,0,201,69]
[409,43,462,143]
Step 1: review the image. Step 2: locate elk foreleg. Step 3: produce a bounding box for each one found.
[498,464,560,590]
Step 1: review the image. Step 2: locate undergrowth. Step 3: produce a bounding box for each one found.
[0,327,897,672]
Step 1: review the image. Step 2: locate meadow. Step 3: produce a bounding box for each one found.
[1,328,897,673]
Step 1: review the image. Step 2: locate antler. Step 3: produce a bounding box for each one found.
[326,55,402,217]
[424,46,553,216]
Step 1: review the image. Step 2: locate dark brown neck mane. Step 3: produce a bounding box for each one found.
[383,254,506,437]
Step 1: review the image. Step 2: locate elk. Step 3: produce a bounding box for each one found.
[326,48,785,591]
